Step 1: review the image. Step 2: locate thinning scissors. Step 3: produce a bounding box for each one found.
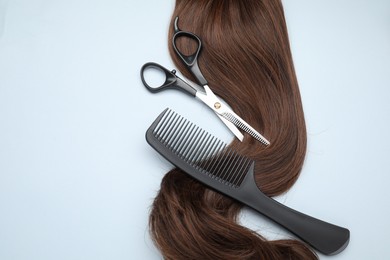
[140,17,270,146]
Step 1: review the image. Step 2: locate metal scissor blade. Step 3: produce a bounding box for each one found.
[221,111,270,146]
[217,114,244,141]
[196,85,269,145]
[195,89,243,141]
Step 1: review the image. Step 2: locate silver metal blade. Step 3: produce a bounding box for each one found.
[221,111,270,146]
[217,114,244,141]
[195,87,244,142]
[196,85,269,145]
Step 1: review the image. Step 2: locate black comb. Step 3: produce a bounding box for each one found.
[146,108,350,255]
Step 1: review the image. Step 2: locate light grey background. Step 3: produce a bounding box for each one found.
[0,0,389,259]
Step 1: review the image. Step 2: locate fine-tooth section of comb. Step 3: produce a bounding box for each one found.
[146,108,350,256]
[151,108,252,188]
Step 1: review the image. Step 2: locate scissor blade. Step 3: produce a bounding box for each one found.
[217,114,244,141]
[222,111,270,146]
[195,90,243,141]
[196,85,269,145]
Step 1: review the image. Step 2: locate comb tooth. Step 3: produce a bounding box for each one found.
[171,117,187,148]
[170,119,189,152]
[191,131,210,165]
[219,148,237,182]
[210,147,228,179]
[182,127,201,162]
[192,133,211,167]
[201,138,221,172]
[187,130,207,165]
[231,155,252,187]
[202,139,224,174]
[230,156,249,185]
[208,144,228,179]
[184,127,204,162]
[181,126,200,160]
[215,147,234,181]
[175,122,192,154]
[176,123,194,158]
[164,115,184,147]
[176,122,196,156]
[211,147,228,180]
[227,155,246,186]
[160,122,175,144]
[197,134,212,162]
[162,113,180,144]
[237,159,253,186]
[224,153,245,186]
[231,157,252,186]
[153,109,172,136]
[156,110,175,141]
[198,136,218,170]
[197,135,214,162]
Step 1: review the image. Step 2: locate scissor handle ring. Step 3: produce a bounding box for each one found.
[140,62,177,93]
[140,62,197,97]
[172,17,208,86]
[172,31,202,67]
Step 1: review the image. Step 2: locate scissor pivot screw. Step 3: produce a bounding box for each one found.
[214,102,221,109]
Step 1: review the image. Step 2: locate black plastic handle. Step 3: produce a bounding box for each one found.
[239,165,350,255]
[172,17,208,86]
[140,62,197,97]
